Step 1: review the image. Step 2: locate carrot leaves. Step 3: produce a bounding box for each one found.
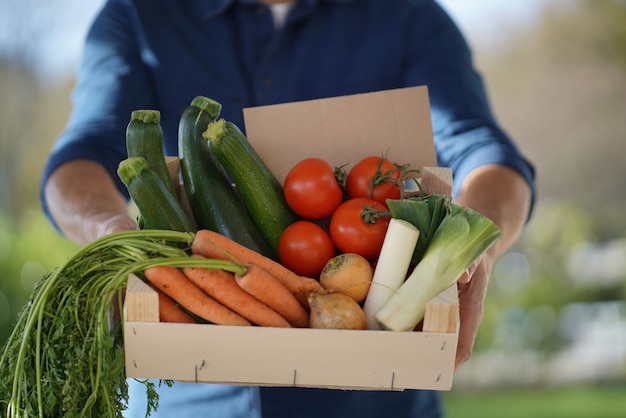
[0,230,195,417]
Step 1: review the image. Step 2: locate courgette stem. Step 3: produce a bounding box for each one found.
[130,109,160,125]
[204,117,229,144]
[189,96,222,120]
[126,109,176,197]
[117,155,149,183]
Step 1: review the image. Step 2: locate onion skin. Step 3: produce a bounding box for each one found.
[308,292,367,330]
[319,253,373,303]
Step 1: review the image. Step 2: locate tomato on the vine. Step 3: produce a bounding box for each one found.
[283,158,344,220]
[278,221,337,278]
[329,197,390,260]
[345,156,402,204]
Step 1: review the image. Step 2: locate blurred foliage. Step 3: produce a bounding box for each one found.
[460,0,626,364]
[0,67,74,220]
[444,383,626,418]
[477,0,626,240]
[477,199,625,356]
[542,0,626,68]
[0,209,78,344]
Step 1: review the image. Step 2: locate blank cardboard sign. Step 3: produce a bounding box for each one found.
[243,86,437,184]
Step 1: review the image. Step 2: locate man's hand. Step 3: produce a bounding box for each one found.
[45,160,135,245]
[452,164,532,371]
[96,213,138,239]
[454,252,494,370]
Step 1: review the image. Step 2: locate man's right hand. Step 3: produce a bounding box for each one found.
[45,160,135,245]
[96,213,137,239]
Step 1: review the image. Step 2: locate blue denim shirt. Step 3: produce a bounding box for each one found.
[41,0,535,225]
[42,1,534,416]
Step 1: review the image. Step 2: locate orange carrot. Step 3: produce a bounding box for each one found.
[154,287,198,324]
[144,265,251,326]
[235,262,309,328]
[191,229,325,308]
[182,257,291,328]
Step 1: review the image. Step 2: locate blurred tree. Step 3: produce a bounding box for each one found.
[476,200,597,353]
[0,209,78,345]
[477,0,626,240]
[454,0,626,360]
[0,0,87,344]
[0,65,73,221]
[0,0,99,221]
[0,64,36,219]
[0,0,102,80]
[544,0,626,68]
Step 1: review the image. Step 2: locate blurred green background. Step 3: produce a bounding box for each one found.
[1,0,625,416]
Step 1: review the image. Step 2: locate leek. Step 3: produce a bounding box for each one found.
[374,203,501,331]
[362,218,420,330]
[386,194,450,264]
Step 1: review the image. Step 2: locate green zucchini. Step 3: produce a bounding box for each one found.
[202,118,296,253]
[118,156,195,232]
[126,109,176,197]
[178,96,274,257]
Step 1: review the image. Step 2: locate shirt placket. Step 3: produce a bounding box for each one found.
[244,4,291,106]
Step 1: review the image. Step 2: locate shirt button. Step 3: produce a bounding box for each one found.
[261,76,273,87]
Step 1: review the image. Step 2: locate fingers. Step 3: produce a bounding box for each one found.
[96,214,137,238]
[457,269,471,284]
[457,261,476,284]
[456,254,485,284]
[454,256,491,371]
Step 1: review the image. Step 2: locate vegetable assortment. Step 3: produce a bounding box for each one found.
[1,94,502,416]
[278,154,501,331]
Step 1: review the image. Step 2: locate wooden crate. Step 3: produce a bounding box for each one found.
[123,165,458,391]
[124,277,458,391]
[123,86,460,390]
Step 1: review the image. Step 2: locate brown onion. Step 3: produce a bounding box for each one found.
[308,292,367,330]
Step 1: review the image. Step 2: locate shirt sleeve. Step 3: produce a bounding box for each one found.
[403,1,536,213]
[40,0,158,228]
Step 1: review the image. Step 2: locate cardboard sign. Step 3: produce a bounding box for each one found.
[243,86,437,183]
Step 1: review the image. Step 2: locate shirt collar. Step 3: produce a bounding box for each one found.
[200,0,353,19]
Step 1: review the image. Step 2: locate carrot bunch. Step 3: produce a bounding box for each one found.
[144,229,325,328]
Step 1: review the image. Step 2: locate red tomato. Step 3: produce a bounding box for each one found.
[329,197,391,260]
[345,156,402,204]
[278,221,337,278]
[283,158,344,220]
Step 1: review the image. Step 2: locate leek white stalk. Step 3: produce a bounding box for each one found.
[375,205,501,331]
[362,218,420,329]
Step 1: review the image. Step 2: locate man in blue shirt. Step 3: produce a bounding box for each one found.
[41,0,535,416]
